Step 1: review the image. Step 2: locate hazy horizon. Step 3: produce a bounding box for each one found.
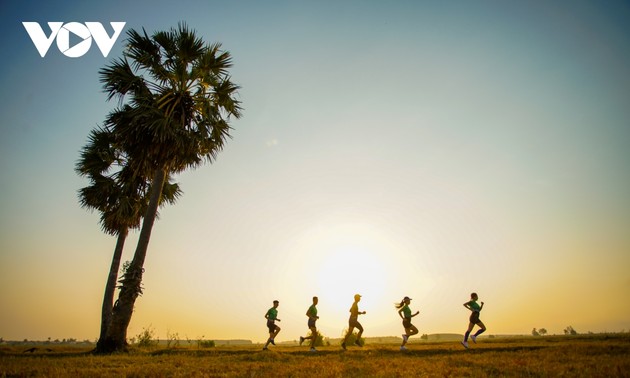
[1,0,629,344]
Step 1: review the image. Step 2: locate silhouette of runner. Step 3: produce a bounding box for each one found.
[262,300,281,350]
[299,296,320,352]
[341,294,366,350]
[395,296,419,351]
[461,292,486,349]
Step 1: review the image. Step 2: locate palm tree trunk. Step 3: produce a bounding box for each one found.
[97,168,167,353]
[95,228,127,352]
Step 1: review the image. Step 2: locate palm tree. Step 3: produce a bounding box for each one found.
[97,23,241,352]
[76,126,181,352]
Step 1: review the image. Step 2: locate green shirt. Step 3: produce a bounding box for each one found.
[402,304,412,319]
[468,300,481,312]
[307,304,318,318]
[266,307,278,320]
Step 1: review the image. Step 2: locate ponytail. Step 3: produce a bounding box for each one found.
[394,299,405,309]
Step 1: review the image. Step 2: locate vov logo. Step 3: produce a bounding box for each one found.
[23,22,126,58]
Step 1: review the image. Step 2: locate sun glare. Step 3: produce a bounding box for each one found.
[315,245,388,311]
[284,221,398,324]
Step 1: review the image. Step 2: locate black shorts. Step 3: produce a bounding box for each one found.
[308,318,317,329]
[469,311,481,324]
[349,317,362,329]
[403,318,413,329]
[267,320,278,333]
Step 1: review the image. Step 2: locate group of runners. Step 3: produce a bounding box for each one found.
[263,292,487,352]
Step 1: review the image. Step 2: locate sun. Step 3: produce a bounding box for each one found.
[286,221,396,324]
[279,220,402,337]
[314,244,388,310]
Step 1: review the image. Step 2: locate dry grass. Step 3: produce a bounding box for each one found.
[1,334,629,377]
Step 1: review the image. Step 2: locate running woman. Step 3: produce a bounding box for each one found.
[299,296,320,352]
[395,296,420,351]
[341,294,366,350]
[262,300,281,350]
[461,292,486,349]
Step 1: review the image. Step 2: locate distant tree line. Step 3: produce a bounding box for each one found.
[532,328,547,336]
[564,326,578,335]
[532,326,579,336]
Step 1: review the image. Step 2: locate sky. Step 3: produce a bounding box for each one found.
[0,0,629,343]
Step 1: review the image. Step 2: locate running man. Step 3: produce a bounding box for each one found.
[341,294,366,350]
[263,300,281,350]
[461,292,486,349]
[299,296,320,352]
[395,296,420,351]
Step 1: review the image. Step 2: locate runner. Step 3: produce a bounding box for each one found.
[341,294,366,350]
[299,296,320,352]
[262,300,281,350]
[395,296,419,351]
[461,292,486,349]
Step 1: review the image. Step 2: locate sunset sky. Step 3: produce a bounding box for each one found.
[0,1,629,343]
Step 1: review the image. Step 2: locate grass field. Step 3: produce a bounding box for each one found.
[1,334,629,377]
